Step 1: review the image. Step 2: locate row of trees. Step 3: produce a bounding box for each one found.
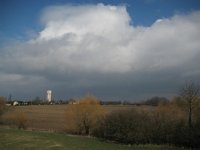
[64,82,200,148]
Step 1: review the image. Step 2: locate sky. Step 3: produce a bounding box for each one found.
[0,0,200,101]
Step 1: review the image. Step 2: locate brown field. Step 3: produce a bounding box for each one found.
[2,105,153,131]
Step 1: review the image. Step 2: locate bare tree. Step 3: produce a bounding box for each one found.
[0,97,6,116]
[180,81,199,128]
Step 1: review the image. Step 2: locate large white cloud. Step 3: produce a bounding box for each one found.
[0,4,200,99]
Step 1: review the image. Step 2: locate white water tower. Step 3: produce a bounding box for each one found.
[46,90,52,102]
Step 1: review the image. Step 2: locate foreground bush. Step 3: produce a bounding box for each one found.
[93,109,152,144]
[65,95,105,135]
[93,102,200,149]
[3,111,28,129]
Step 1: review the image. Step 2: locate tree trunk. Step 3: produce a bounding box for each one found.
[83,120,90,135]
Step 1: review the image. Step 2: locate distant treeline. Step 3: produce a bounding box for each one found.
[5,96,170,106]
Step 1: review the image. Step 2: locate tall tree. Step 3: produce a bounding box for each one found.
[180,81,199,128]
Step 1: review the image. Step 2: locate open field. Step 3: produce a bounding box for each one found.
[2,105,151,131]
[2,105,67,131]
[0,128,190,150]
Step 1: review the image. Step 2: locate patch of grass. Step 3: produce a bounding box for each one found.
[0,128,189,150]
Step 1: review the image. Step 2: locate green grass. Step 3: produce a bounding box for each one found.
[0,128,189,150]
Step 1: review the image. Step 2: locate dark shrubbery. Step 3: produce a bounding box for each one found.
[93,101,200,149]
[95,109,153,144]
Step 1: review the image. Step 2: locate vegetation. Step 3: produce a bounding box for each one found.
[93,100,200,148]
[0,97,6,114]
[1,105,66,131]
[0,97,7,123]
[180,81,199,128]
[4,111,28,129]
[65,95,105,135]
[144,96,169,106]
[0,128,190,150]
[1,105,139,131]
[1,85,200,149]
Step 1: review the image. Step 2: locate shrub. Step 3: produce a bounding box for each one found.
[65,94,105,135]
[14,112,28,129]
[94,101,200,148]
[4,111,28,129]
[150,102,187,144]
[94,109,153,144]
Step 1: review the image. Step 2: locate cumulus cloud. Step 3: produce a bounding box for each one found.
[0,4,200,99]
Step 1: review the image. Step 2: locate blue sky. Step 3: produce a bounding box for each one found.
[0,0,200,100]
[1,0,200,42]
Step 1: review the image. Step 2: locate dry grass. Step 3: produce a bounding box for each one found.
[2,105,153,131]
[2,105,66,131]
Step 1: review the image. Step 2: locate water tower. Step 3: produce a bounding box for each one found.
[46,90,52,102]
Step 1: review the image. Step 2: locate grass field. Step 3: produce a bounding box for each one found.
[2,105,146,131]
[0,128,190,150]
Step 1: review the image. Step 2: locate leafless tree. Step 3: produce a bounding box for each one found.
[180,81,199,128]
[0,97,6,116]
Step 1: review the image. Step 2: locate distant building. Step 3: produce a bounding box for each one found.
[46,90,52,102]
[13,101,19,106]
[68,99,78,104]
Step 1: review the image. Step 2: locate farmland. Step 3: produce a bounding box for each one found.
[1,103,199,149]
[2,105,145,131]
